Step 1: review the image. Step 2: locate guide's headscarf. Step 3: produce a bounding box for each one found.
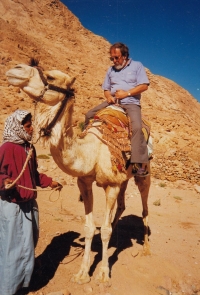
[3,110,32,144]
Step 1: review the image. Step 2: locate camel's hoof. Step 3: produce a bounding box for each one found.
[71,273,91,285]
[95,267,111,287]
[95,277,111,287]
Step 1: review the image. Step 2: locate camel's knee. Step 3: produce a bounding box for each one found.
[84,224,96,239]
[101,226,112,242]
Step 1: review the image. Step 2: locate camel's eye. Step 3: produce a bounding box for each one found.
[46,75,55,81]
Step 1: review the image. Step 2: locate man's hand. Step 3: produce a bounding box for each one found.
[115,84,148,100]
[115,89,128,99]
[104,90,116,104]
[107,95,116,104]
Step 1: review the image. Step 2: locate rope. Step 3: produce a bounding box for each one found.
[6,183,63,207]
[5,148,33,190]
[17,183,63,203]
[60,247,84,264]
[17,184,62,192]
[4,142,63,204]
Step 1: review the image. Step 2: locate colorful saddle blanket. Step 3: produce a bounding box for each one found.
[95,105,151,142]
[80,105,151,173]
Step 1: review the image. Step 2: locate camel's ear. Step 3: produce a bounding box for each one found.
[29,57,39,67]
[64,75,75,87]
[29,57,45,71]
[70,77,76,87]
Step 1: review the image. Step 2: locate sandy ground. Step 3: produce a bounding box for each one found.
[25,144,200,295]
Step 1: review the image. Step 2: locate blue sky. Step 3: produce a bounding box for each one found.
[62,0,200,102]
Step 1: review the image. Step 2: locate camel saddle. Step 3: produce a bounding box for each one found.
[94,105,151,142]
[80,105,151,173]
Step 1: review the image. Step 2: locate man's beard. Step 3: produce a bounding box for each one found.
[114,59,126,70]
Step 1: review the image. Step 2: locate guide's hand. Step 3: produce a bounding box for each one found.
[49,181,62,189]
[4,178,15,189]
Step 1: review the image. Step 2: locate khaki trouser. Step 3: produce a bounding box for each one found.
[85,102,148,163]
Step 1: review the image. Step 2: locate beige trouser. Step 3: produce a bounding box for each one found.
[85,102,148,163]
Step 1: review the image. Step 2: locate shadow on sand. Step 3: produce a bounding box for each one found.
[28,214,151,291]
[89,214,151,277]
[29,231,81,291]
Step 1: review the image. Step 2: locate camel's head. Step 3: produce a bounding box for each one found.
[42,69,76,105]
[6,63,76,106]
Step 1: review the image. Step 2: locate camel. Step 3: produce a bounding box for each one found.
[6,61,151,284]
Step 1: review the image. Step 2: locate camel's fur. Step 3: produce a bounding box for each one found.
[6,63,151,284]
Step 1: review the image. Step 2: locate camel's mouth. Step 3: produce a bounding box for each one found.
[6,74,27,80]
[6,70,29,84]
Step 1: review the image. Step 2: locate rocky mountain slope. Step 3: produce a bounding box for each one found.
[0,0,200,184]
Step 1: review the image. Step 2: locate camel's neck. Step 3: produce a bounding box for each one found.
[34,99,78,170]
[33,98,102,178]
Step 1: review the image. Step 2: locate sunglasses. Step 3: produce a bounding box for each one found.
[110,56,121,61]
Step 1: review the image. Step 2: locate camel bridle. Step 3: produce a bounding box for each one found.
[33,66,75,137]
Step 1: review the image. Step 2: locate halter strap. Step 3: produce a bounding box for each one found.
[32,66,75,137]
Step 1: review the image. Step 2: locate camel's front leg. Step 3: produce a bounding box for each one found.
[135,163,151,255]
[96,185,120,284]
[71,177,96,284]
[72,213,96,284]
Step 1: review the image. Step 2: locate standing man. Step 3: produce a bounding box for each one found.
[85,42,149,176]
[0,110,59,295]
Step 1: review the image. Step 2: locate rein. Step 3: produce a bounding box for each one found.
[39,93,73,137]
[5,148,33,190]
[34,66,75,137]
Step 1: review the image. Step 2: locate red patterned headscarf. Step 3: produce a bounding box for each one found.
[3,110,32,144]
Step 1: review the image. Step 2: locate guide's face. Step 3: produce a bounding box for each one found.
[23,120,33,136]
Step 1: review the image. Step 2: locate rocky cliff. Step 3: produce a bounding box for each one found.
[0,0,199,184]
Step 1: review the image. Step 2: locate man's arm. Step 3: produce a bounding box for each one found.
[115,84,148,100]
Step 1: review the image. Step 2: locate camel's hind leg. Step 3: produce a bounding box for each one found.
[71,176,96,284]
[112,180,129,230]
[135,164,151,255]
[95,185,120,284]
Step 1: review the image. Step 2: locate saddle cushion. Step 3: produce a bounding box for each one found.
[95,107,129,128]
[96,106,151,142]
